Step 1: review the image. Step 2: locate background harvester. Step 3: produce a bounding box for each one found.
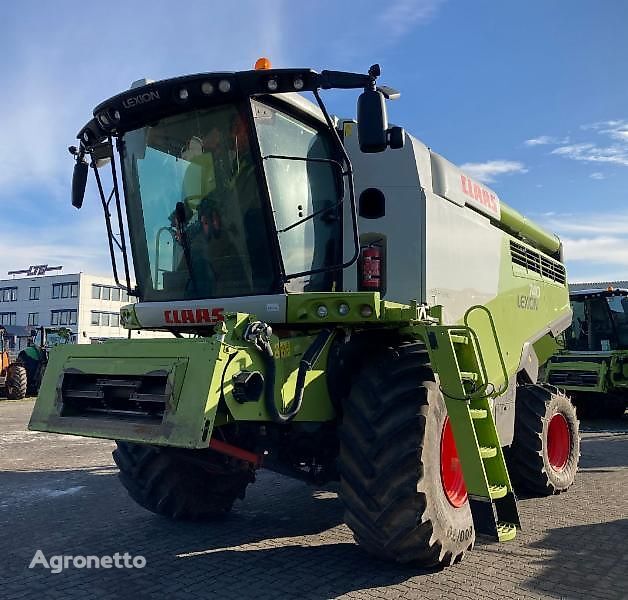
[544,287,628,418]
[30,61,580,568]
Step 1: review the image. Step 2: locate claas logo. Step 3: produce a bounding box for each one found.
[164,308,224,324]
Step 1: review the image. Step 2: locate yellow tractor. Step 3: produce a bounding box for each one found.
[0,326,29,399]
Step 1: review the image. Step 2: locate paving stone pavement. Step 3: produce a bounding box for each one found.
[0,400,626,600]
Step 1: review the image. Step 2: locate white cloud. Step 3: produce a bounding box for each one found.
[550,119,628,168]
[0,214,112,278]
[551,142,628,167]
[589,172,605,180]
[459,160,528,183]
[537,210,628,282]
[378,0,445,39]
[561,236,628,266]
[524,135,569,147]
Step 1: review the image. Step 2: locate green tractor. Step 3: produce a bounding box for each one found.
[544,287,628,418]
[30,62,580,567]
[17,327,75,395]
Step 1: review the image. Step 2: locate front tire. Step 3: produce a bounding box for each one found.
[338,343,474,568]
[508,385,580,496]
[113,441,254,519]
[5,364,27,400]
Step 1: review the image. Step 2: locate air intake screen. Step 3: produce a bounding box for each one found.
[510,241,566,285]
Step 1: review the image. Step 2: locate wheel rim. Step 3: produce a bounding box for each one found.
[547,413,570,471]
[440,417,468,508]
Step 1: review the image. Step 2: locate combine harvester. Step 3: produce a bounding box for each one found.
[544,287,628,418]
[30,61,580,567]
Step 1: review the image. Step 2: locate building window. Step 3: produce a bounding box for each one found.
[1,287,17,302]
[53,282,78,299]
[29,286,40,300]
[91,311,121,327]
[0,312,16,325]
[51,310,77,326]
[28,313,39,326]
[91,284,127,302]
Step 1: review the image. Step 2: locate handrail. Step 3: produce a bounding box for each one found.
[464,305,509,397]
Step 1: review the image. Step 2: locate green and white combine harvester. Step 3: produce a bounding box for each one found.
[30,62,580,567]
[544,287,628,418]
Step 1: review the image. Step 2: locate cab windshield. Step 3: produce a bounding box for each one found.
[121,101,341,301]
[122,104,276,301]
[565,293,628,351]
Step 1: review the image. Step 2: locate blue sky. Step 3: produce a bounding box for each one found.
[1,0,627,282]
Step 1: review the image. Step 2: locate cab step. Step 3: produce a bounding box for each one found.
[496,521,517,542]
[488,484,508,500]
[479,446,498,459]
[469,408,487,419]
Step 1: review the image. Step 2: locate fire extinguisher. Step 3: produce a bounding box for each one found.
[359,244,382,291]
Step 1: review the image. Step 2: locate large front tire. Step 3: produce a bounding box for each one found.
[508,385,580,496]
[113,441,254,520]
[338,344,474,568]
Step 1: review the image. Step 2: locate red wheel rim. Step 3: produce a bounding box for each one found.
[547,413,570,471]
[440,417,468,508]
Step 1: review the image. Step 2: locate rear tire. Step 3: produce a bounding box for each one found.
[6,364,27,400]
[508,385,579,496]
[338,343,475,568]
[113,441,254,519]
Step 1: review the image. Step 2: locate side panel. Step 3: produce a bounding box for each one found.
[425,190,570,389]
[342,123,427,304]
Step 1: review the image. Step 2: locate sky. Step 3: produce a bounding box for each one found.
[1,0,627,282]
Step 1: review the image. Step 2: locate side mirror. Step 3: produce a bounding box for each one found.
[71,159,89,209]
[388,126,406,150]
[357,90,406,153]
[357,89,388,153]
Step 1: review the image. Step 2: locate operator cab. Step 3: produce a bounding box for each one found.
[565,288,628,351]
[70,63,404,313]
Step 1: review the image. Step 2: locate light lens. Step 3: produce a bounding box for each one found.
[255,57,272,70]
[179,88,189,100]
[316,305,328,318]
[267,78,278,91]
[360,305,373,318]
[338,303,350,316]
[112,110,121,122]
[293,77,304,90]
[201,81,214,95]
[98,113,110,126]
[218,79,231,93]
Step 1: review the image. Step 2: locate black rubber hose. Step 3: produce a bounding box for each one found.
[260,329,333,424]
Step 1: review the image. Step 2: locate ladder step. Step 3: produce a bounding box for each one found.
[460,371,478,382]
[488,484,508,499]
[450,333,469,345]
[496,521,517,542]
[469,408,487,419]
[479,446,498,459]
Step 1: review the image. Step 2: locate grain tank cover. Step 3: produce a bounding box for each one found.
[430,152,501,220]
[430,151,561,258]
